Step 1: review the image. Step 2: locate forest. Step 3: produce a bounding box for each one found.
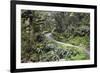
[21,10,90,63]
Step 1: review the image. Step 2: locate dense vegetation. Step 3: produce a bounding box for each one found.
[21,10,90,63]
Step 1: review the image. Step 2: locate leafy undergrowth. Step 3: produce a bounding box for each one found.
[68,35,89,48]
[64,46,89,60]
[21,39,89,63]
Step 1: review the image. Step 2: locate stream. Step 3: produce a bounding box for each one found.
[45,33,90,56]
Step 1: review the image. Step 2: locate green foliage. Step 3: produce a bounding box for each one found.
[21,10,90,63]
[70,53,88,60]
[68,35,89,48]
[64,46,89,60]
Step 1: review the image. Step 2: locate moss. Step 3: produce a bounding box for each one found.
[68,35,89,48]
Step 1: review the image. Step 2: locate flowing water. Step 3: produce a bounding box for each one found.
[45,33,90,56]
